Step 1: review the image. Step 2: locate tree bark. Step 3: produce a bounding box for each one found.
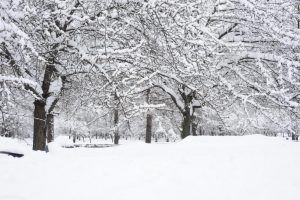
[73,134,76,143]
[113,93,120,145]
[145,89,152,143]
[145,114,152,143]
[191,116,198,136]
[114,133,120,145]
[33,100,46,151]
[192,122,197,136]
[181,111,191,139]
[32,60,58,150]
[179,88,198,139]
[46,113,54,143]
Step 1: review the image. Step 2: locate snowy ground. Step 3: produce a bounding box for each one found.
[1,135,300,200]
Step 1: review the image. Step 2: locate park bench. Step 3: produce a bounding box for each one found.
[62,144,115,148]
[0,151,24,158]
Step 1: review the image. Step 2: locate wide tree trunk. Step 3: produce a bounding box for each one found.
[46,113,54,143]
[32,60,58,151]
[181,111,191,139]
[33,100,46,151]
[145,114,152,143]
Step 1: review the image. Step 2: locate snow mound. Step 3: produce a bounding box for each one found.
[0,137,31,155]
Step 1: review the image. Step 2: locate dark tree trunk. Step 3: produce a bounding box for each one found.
[292,133,299,141]
[181,110,191,139]
[113,93,119,145]
[145,114,152,143]
[33,100,46,151]
[32,62,57,151]
[192,116,197,136]
[114,134,120,145]
[73,134,76,143]
[145,89,152,143]
[46,113,54,143]
[179,88,198,139]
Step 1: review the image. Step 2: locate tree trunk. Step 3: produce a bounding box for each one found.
[145,114,152,143]
[73,134,76,143]
[292,133,298,141]
[191,116,197,136]
[113,93,119,145]
[179,89,197,139]
[46,113,54,143]
[33,100,46,151]
[181,111,191,139]
[199,126,203,135]
[145,89,152,143]
[32,62,57,151]
[114,134,120,145]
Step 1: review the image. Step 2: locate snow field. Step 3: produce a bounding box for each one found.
[1,135,300,200]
